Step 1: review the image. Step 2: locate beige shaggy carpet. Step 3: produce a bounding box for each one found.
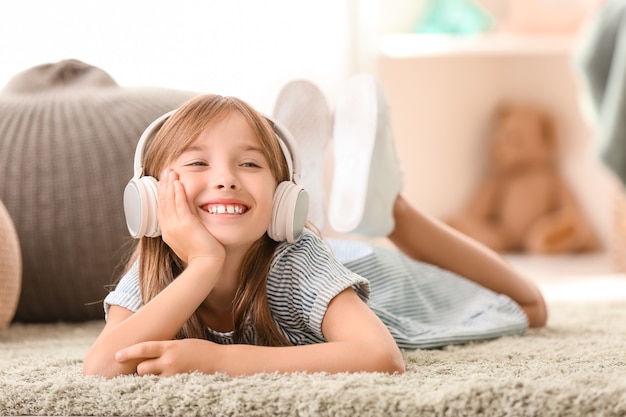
[0,300,625,417]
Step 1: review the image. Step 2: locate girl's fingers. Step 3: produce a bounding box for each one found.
[157,170,169,207]
[157,169,179,222]
[166,170,177,213]
[173,179,192,218]
[155,168,222,263]
[136,359,161,376]
[116,342,164,376]
[115,341,160,363]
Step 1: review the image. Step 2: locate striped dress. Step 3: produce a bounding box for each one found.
[104,229,528,349]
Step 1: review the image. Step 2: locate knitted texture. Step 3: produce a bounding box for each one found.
[0,199,21,331]
[0,59,197,322]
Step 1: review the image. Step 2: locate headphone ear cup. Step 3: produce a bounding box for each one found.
[268,181,309,243]
[123,176,161,238]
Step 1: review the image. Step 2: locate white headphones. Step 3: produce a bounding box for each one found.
[123,110,309,243]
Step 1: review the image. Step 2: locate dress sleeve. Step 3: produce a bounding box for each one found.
[103,261,143,320]
[267,230,371,344]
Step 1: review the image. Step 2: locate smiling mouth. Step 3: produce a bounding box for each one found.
[205,204,248,215]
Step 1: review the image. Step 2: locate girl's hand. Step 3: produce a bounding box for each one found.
[115,339,217,376]
[157,169,225,265]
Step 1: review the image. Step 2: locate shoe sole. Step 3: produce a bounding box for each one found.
[328,74,380,233]
[273,80,331,229]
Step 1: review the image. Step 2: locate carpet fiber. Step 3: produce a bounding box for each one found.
[1,301,625,417]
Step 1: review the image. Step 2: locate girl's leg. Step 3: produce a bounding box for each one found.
[329,73,547,328]
[388,195,547,328]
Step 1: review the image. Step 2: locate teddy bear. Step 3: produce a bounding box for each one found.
[447,102,599,254]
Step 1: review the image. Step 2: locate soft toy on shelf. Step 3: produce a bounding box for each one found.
[447,103,599,254]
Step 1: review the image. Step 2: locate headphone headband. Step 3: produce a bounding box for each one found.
[131,109,302,185]
[131,110,175,179]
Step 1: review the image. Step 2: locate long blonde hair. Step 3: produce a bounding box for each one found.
[126,94,292,346]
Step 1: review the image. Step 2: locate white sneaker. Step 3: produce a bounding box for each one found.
[273,79,331,230]
[328,74,403,237]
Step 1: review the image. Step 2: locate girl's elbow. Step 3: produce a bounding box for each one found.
[83,350,128,379]
[83,357,111,378]
[82,356,107,377]
[387,352,406,375]
[372,345,405,375]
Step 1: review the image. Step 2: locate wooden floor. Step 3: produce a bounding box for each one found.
[505,252,626,302]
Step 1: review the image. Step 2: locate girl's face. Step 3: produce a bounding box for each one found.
[167,111,277,251]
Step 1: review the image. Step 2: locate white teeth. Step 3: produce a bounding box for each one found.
[208,205,244,215]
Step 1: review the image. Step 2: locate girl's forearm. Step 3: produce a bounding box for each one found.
[108,262,218,341]
[110,289,405,378]
[83,259,223,377]
[204,341,405,376]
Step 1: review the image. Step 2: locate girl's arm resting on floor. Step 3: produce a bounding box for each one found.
[83,258,223,378]
[114,288,406,377]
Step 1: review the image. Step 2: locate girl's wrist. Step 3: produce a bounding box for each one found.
[182,256,224,293]
[185,255,225,271]
[188,254,224,264]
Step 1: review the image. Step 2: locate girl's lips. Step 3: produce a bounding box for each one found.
[203,203,249,215]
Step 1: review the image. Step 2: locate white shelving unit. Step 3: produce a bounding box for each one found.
[376,32,616,248]
[379,33,575,57]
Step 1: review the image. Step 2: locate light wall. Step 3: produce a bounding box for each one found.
[0,0,364,113]
[2,1,614,246]
[378,51,617,247]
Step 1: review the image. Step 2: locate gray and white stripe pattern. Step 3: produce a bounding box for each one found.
[335,242,528,349]
[104,230,527,349]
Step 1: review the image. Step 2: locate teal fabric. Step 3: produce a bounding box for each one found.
[413,0,493,35]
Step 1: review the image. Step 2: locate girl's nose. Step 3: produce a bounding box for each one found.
[212,167,240,190]
[217,182,237,190]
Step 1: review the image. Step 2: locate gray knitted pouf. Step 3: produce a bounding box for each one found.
[0,59,197,322]
[0,199,21,331]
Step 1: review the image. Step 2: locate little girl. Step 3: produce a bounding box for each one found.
[83,75,546,378]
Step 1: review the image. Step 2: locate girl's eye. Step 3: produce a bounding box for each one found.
[186,161,207,167]
[241,162,261,168]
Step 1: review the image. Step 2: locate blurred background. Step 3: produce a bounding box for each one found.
[0,0,618,259]
[4,0,626,326]
[0,0,363,111]
[0,1,598,108]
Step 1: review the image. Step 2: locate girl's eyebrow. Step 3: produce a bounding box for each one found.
[181,145,204,154]
[180,144,266,156]
[240,145,265,155]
